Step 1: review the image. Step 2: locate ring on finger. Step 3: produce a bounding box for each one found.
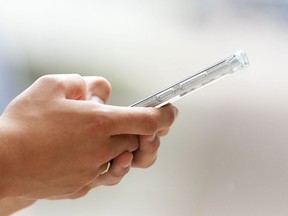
[101,161,111,175]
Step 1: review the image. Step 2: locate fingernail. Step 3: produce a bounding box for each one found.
[124,154,133,168]
[147,133,156,142]
[123,163,132,168]
[91,96,104,104]
[173,106,179,118]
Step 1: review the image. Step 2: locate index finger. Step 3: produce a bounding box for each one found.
[83,76,112,103]
[106,104,178,135]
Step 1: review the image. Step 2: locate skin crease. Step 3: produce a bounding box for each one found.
[0,74,178,215]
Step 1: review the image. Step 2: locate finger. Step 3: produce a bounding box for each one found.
[62,152,133,199]
[132,133,160,168]
[90,134,138,164]
[107,104,178,135]
[36,74,87,100]
[48,152,134,200]
[55,74,87,100]
[89,96,104,104]
[157,127,170,137]
[50,186,91,200]
[99,161,111,175]
[108,134,139,159]
[91,152,133,187]
[83,76,112,103]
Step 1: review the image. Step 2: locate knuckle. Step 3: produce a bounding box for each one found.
[37,75,68,96]
[58,74,85,91]
[96,76,112,93]
[87,76,112,102]
[37,74,84,92]
[37,74,57,86]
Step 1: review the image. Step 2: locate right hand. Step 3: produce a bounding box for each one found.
[0,74,177,200]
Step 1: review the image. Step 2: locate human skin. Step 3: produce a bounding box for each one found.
[0,74,178,214]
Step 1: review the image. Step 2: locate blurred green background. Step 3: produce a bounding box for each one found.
[1,0,288,215]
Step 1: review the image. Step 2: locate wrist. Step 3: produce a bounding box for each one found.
[0,116,19,199]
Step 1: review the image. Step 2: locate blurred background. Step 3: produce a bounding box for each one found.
[1,0,288,215]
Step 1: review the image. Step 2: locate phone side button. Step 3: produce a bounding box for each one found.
[156,88,174,101]
[180,73,206,90]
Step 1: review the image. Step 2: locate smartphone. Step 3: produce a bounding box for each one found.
[130,50,249,108]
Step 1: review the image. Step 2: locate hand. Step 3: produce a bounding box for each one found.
[56,77,178,199]
[64,106,177,200]
[0,198,36,216]
[0,74,177,200]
